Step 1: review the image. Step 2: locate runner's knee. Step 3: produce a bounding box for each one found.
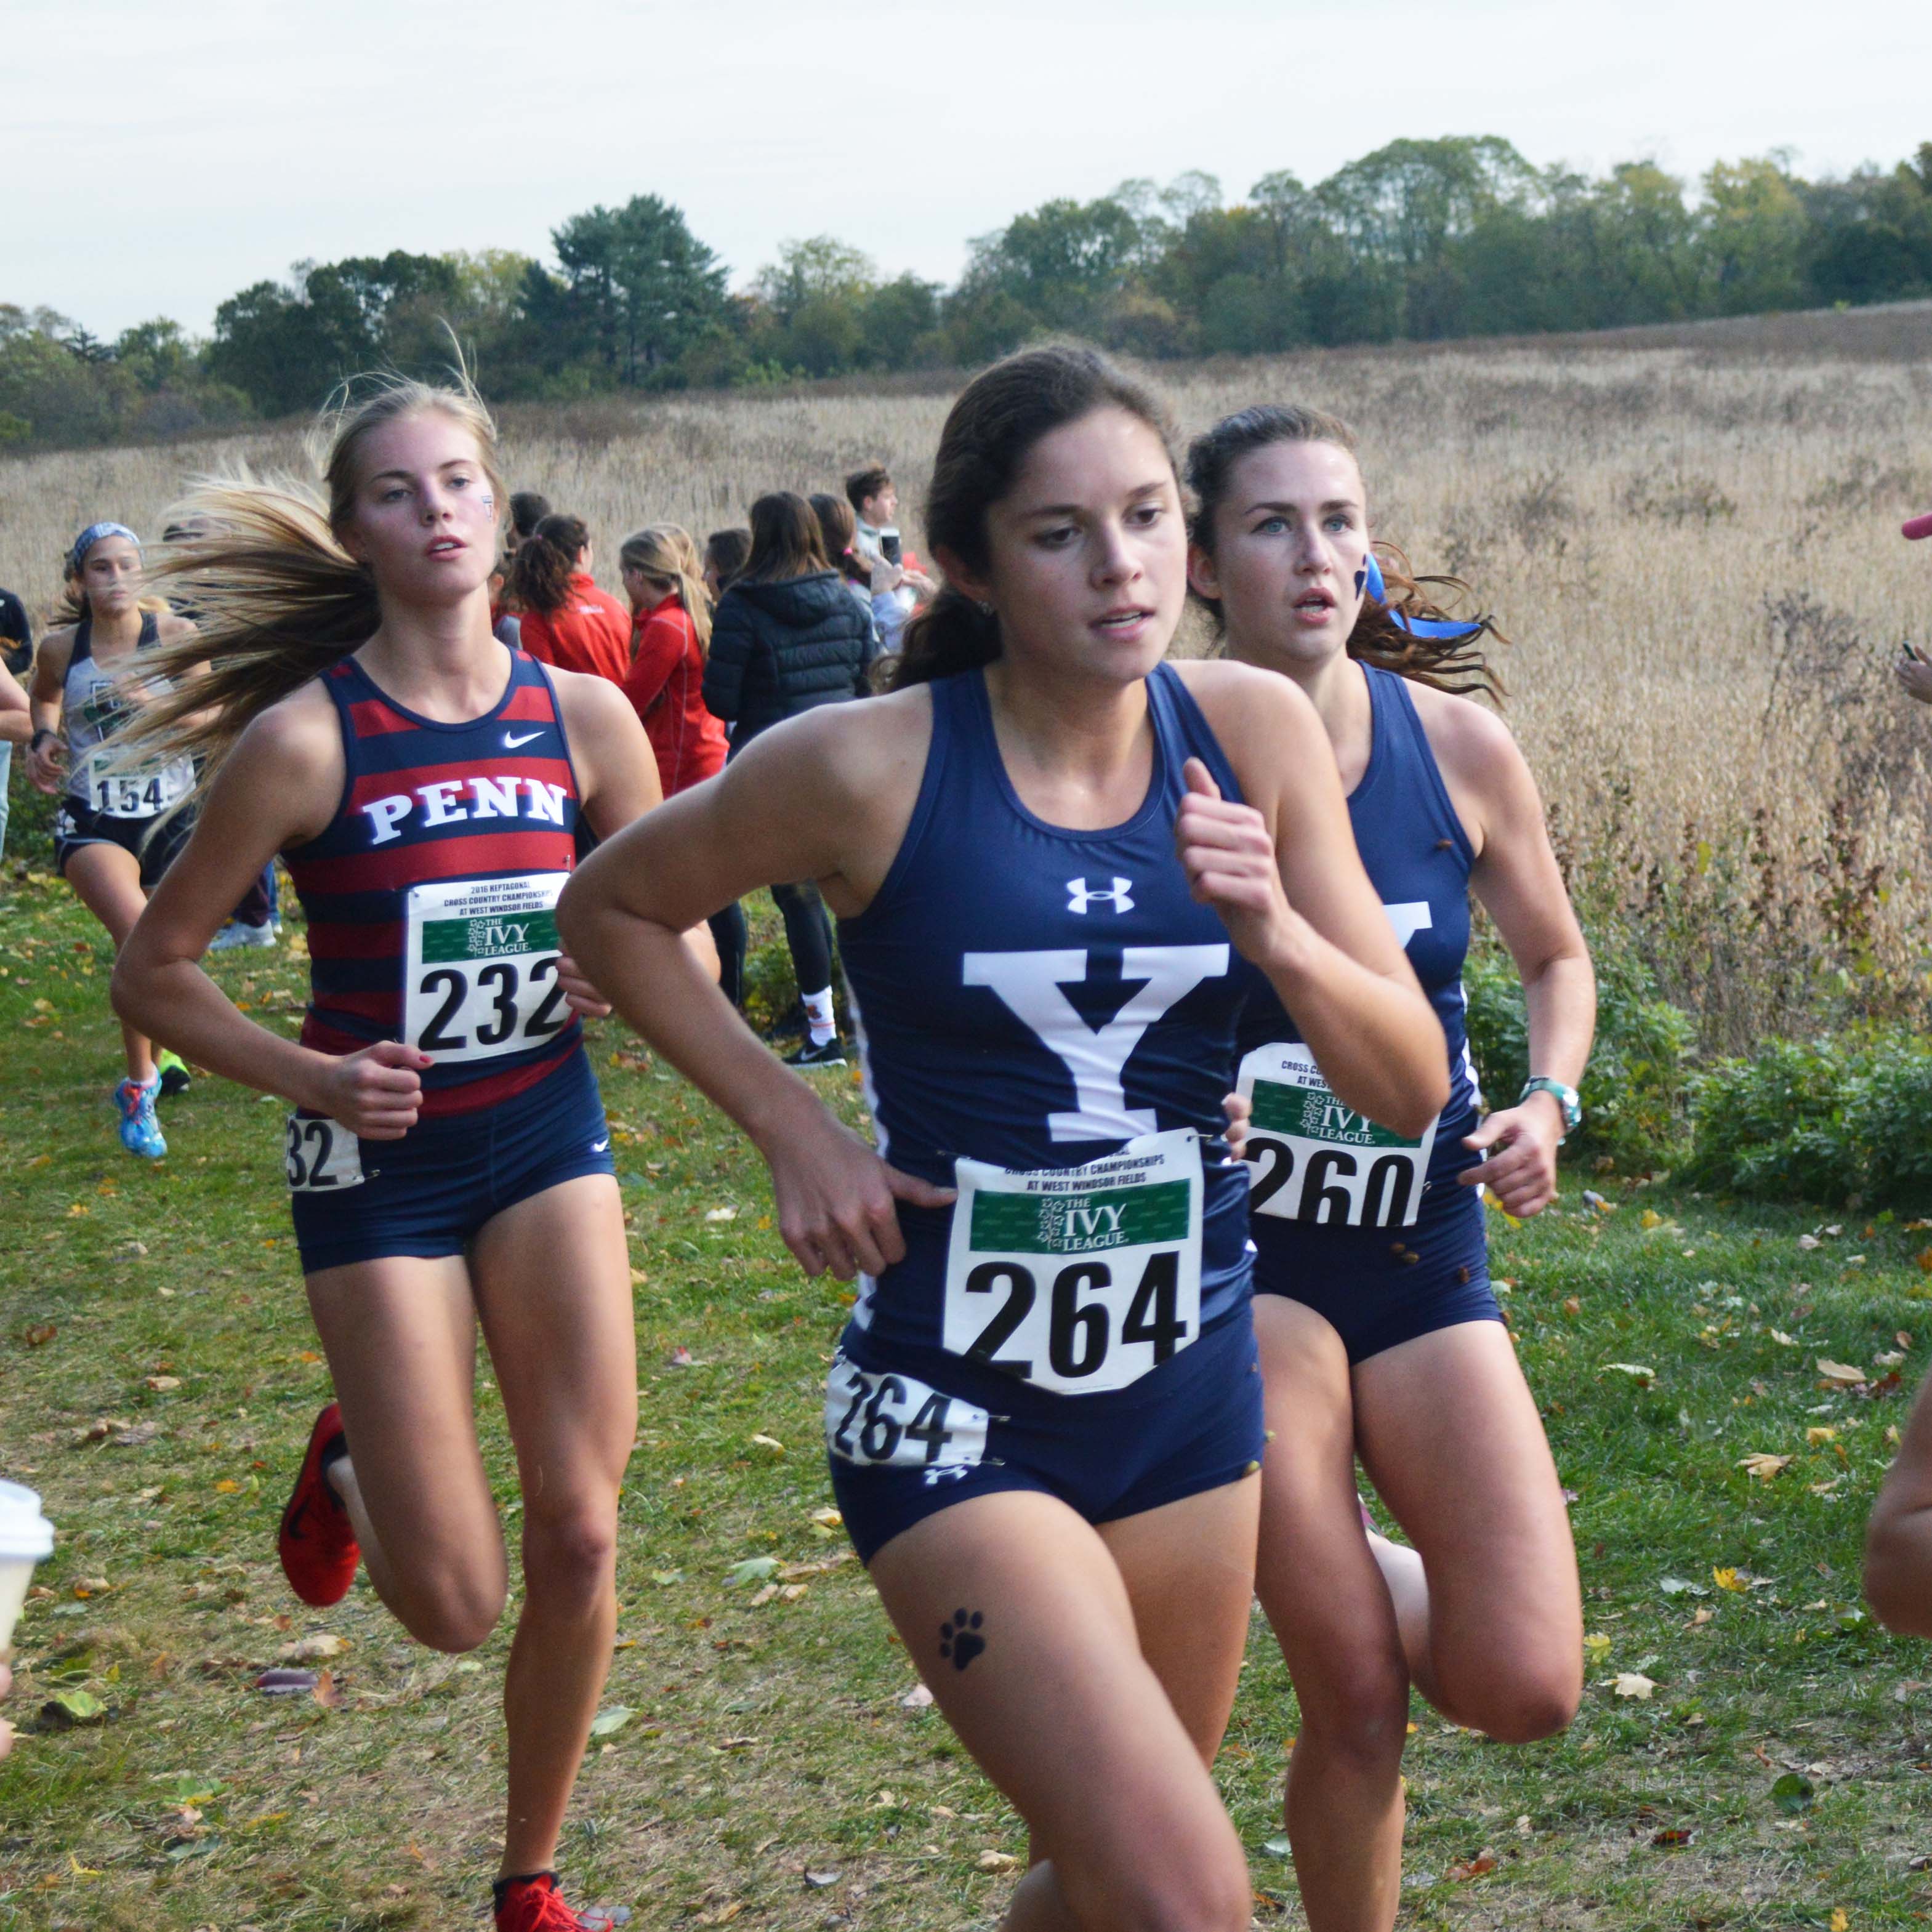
[1438,1651,1580,1743]
[519,1500,617,1608]
[1292,1648,1412,1770]
[396,1574,506,1654]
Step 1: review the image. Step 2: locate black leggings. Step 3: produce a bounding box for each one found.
[709,901,747,1008]
[771,879,834,994]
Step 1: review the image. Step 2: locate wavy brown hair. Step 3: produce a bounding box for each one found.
[1185,402,1505,701]
[116,371,505,795]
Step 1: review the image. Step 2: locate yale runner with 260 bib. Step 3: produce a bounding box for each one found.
[1235,663,1495,1358]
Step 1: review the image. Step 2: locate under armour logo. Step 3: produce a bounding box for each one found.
[1066,875,1134,915]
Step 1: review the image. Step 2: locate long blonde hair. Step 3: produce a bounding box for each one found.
[618,523,712,653]
[125,372,506,788]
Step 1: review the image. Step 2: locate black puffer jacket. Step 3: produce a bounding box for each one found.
[702,571,875,755]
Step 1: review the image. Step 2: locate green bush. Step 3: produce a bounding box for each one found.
[1465,925,1695,1171]
[1686,1028,1932,1209]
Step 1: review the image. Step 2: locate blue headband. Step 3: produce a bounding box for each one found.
[1359,550,1488,644]
[69,522,141,574]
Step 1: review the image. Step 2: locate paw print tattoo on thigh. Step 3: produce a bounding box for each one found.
[939,1608,986,1671]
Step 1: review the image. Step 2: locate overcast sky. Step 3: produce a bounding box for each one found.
[14,0,1931,339]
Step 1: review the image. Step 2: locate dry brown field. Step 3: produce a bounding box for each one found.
[10,315,1932,1041]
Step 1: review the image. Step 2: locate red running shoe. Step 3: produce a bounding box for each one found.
[278,1403,359,1607]
[495,1872,602,1931]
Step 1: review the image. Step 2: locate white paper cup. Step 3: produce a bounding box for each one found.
[0,1483,54,1656]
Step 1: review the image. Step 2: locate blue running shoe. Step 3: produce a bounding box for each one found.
[115,1076,167,1159]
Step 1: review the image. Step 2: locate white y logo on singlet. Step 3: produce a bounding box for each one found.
[1066,875,1134,915]
[1384,901,1432,950]
[962,945,1228,1141]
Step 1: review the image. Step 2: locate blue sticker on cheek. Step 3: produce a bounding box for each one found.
[1354,568,1366,594]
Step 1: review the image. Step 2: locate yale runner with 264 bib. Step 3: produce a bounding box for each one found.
[824,661,1260,1556]
[277,646,612,1268]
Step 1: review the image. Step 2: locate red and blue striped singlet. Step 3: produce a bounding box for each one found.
[283,649,586,1116]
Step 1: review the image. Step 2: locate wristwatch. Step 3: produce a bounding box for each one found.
[1518,1076,1582,1141]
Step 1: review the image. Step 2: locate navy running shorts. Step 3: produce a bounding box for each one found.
[826,1302,1266,1565]
[285,1045,616,1273]
[1249,1166,1501,1366]
[53,796,193,890]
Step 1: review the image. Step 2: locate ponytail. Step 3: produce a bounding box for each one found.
[121,477,381,783]
[888,589,1003,690]
[619,523,712,654]
[509,513,588,616]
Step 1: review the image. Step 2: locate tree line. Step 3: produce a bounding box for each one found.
[8,134,1932,450]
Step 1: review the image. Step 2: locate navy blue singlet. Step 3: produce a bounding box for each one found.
[1236,663,1481,1223]
[837,663,1254,1360]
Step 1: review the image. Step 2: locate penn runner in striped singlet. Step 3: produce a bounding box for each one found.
[109,384,669,1932]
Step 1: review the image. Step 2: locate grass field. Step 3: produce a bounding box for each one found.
[4,866,1932,1931]
[8,316,1932,1043]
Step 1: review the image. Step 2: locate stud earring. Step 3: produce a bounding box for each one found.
[977,600,994,616]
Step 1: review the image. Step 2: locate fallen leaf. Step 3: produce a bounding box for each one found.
[1659,1576,1709,1597]
[1807,1426,1838,1445]
[42,1688,105,1727]
[1613,1672,1657,1699]
[312,1669,344,1709]
[1686,1606,1715,1627]
[1601,1362,1657,1385]
[278,1633,348,1661]
[214,1479,240,1494]
[747,1584,779,1606]
[145,1374,180,1392]
[1640,1209,1664,1230]
[1563,1296,1581,1315]
[1444,1853,1497,1882]
[21,1323,55,1347]
[1771,1771,1814,1813]
[1830,1910,1848,1931]
[704,1207,738,1223]
[589,1706,633,1738]
[1261,1835,1292,1858]
[900,1683,935,1710]
[1816,1358,1866,1387]
[976,1850,1018,1872]
[1798,1234,1821,1250]
[802,1869,840,1889]
[750,1434,786,1453]
[649,1569,683,1587]
[1771,1329,1800,1346]
[1877,1350,1906,1369]
[667,1346,694,1368]
[727,1556,780,1587]
[1715,1567,1747,1592]
[1652,1827,1696,1847]
[1584,1632,1612,1658]
[1739,1452,1791,1481]
[810,1507,843,1527]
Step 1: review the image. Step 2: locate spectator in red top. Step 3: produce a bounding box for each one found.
[618,523,745,1005]
[509,514,631,683]
[618,525,726,794]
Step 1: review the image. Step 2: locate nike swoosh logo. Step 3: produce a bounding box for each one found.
[590,1137,610,1153]
[504,730,543,748]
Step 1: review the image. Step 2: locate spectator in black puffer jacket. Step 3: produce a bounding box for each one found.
[703,491,874,1068]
